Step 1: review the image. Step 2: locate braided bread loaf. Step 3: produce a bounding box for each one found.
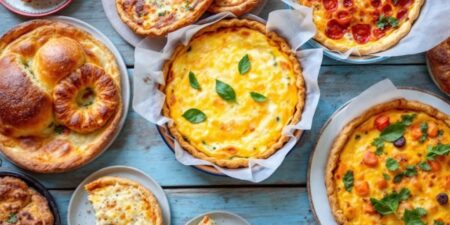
[0,20,123,173]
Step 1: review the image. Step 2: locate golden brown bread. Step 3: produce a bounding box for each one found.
[427,37,450,95]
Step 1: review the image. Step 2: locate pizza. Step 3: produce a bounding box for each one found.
[326,99,450,224]
[297,0,425,55]
[161,19,305,168]
[208,0,261,16]
[116,0,213,36]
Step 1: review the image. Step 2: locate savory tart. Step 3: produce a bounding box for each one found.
[326,99,450,224]
[115,0,214,36]
[85,176,163,225]
[427,37,450,95]
[297,0,425,55]
[208,0,261,16]
[0,20,123,173]
[161,19,305,168]
[0,176,54,225]
[198,216,216,225]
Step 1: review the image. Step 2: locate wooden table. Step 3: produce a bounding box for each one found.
[0,1,445,225]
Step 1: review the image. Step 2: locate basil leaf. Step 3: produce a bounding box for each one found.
[426,144,450,160]
[377,14,399,29]
[182,108,206,124]
[419,122,428,143]
[404,165,417,177]
[370,188,410,216]
[434,221,445,225]
[388,16,399,28]
[381,123,406,142]
[238,54,251,75]
[386,158,399,171]
[250,92,267,103]
[7,213,17,223]
[189,71,201,90]
[372,137,384,155]
[398,188,411,201]
[403,208,427,225]
[401,114,416,126]
[383,173,391,181]
[418,161,431,171]
[216,80,236,102]
[393,173,404,183]
[343,170,354,192]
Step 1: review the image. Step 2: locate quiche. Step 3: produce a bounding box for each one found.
[297,0,425,55]
[85,176,163,225]
[0,20,123,173]
[115,0,214,36]
[161,19,305,168]
[198,216,216,225]
[208,0,261,16]
[427,37,450,95]
[326,99,450,225]
[0,176,54,225]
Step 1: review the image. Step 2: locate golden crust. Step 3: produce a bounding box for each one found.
[325,99,450,224]
[161,19,305,169]
[301,0,425,55]
[427,37,450,95]
[0,20,123,173]
[115,0,214,36]
[85,176,163,225]
[208,0,261,16]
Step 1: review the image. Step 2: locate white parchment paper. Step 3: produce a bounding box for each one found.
[133,7,323,182]
[283,0,450,58]
[101,0,269,47]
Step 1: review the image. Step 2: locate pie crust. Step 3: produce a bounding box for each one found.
[208,0,261,16]
[161,19,305,169]
[115,0,214,36]
[427,37,450,95]
[0,20,123,173]
[326,99,450,224]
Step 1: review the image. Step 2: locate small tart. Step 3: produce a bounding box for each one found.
[115,0,213,36]
[326,99,450,224]
[0,20,123,173]
[208,0,261,16]
[162,19,305,168]
[427,37,450,95]
[85,176,163,225]
[297,0,424,55]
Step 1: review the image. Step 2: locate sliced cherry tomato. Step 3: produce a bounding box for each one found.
[396,0,411,7]
[371,0,381,7]
[323,0,338,11]
[371,10,381,23]
[372,28,386,40]
[355,181,370,196]
[382,4,393,16]
[363,152,379,167]
[336,10,352,26]
[364,203,377,214]
[343,0,353,7]
[429,160,442,172]
[374,115,390,131]
[397,8,408,19]
[410,124,422,140]
[325,19,346,39]
[352,24,372,44]
[427,122,438,138]
[377,179,388,189]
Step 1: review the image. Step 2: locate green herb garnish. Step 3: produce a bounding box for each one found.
[215,80,236,102]
[372,137,385,155]
[379,114,415,142]
[419,122,428,143]
[377,14,399,29]
[188,71,201,90]
[7,213,17,224]
[238,54,251,75]
[370,188,410,216]
[402,208,427,225]
[386,158,399,171]
[250,92,267,103]
[182,108,206,124]
[426,144,450,160]
[418,161,431,171]
[343,170,354,192]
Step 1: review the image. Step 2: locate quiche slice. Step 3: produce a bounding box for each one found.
[326,99,450,225]
[161,19,305,168]
[85,177,163,225]
[208,0,262,16]
[198,216,216,225]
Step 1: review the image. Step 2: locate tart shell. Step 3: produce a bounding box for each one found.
[208,0,261,16]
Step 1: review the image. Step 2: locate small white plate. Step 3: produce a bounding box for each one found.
[308,88,450,225]
[185,211,250,225]
[68,166,171,225]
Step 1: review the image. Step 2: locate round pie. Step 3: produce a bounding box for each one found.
[0,20,123,173]
[326,99,450,224]
[427,37,450,95]
[85,176,163,225]
[208,0,261,16]
[115,0,214,36]
[297,0,425,55]
[161,19,305,168]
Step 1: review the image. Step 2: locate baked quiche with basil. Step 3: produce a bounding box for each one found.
[161,19,305,168]
[326,99,450,225]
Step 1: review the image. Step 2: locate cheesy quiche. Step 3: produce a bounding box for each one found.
[0,20,123,173]
[208,0,261,16]
[85,176,163,225]
[297,0,424,55]
[326,99,450,225]
[116,0,214,36]
[161,19,305,168]
[0,176,54,225]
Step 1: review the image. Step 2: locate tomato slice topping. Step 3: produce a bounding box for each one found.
[371,0,381,7]
[372,28,386,40]
[397,8,408,19]
[335,10,352,26]
[351,24,372,44]
[374,115,390,131]
[323,0,338,11]
[371,11,381,23]
[343,0,353,7]
[325,19,346,39]
[395,0,411,7]
[382,4,393,16]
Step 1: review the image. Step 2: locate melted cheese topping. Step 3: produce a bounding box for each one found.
[333,110,450,224]
[165,27,299,160]
[88,183,157,225]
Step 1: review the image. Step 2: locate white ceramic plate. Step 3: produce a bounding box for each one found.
[101,0,268,47]
[308,88,450,225]
[68,166,171,225]
[185,211,250,225]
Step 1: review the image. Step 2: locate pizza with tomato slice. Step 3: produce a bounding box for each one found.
[298,0,425,55]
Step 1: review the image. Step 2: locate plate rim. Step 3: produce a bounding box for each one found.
[184,210,251,225]
[0,0,72,17]
[307,87,450,225]
[67,165,171,225]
